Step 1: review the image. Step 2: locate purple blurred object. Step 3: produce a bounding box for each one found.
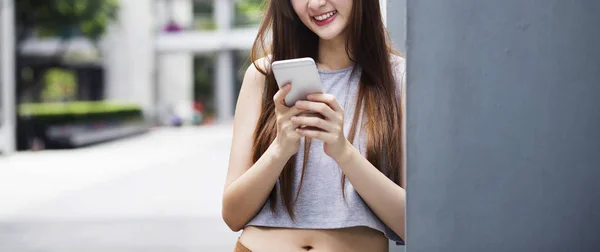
[164,20,183,32]
[170,116,182,127]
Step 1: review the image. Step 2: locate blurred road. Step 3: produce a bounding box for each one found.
[0,124,239,251]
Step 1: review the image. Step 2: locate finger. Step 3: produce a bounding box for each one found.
[296,128,335,142]
[307,93,343,112]
[290,115,334,132]
[298,111,324,119]
[273,83,292,107]
[283,121,302,132]
[282,106,307,120]
[295,100,336,119]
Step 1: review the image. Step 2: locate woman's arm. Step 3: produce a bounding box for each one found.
[338,70,408,239]
[337,70,408,239]
[221,61,292,232]
[335,142,406,240]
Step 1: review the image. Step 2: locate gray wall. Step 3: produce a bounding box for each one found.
[406,0,600,251]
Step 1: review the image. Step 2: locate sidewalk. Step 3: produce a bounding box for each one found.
[0,124,239,251]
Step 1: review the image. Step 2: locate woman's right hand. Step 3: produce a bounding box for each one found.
[273,84,305,158]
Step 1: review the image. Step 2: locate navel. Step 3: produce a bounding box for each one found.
[302,245,314,250]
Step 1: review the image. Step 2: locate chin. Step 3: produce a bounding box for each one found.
[315,32,341,41]
[311,26,345,41]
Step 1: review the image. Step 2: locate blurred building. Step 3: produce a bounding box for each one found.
[104,0,258,124]
[16,0,257,125]
[153,0,258,124]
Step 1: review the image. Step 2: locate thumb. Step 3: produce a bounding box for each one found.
[274,83,292,106]
[281,83,292,93]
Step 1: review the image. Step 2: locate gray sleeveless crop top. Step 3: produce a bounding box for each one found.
[246,55,406,246]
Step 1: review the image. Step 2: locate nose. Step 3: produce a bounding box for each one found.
[308,0,327,10]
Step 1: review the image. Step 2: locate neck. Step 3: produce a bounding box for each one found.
[317,35,352,71]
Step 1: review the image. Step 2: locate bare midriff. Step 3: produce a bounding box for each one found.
[238,226,389,252]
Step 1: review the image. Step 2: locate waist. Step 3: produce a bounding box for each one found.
[238,226,388,252]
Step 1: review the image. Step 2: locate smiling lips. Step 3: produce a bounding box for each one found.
[312,10,337,26]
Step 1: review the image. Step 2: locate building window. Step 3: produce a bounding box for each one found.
[193,53,217,118]
[193,0,216,30]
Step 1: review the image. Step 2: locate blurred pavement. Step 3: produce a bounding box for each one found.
[0,124,239,251]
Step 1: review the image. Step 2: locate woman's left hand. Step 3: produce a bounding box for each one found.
[291,94,351,161]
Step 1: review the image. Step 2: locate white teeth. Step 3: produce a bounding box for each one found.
[314,10,336,21]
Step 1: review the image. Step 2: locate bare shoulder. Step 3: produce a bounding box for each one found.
[235,55,272,134]
[236,55,273,125]
[242,56,271,89]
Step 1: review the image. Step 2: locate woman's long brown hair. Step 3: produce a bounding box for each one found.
[250,0,403,220]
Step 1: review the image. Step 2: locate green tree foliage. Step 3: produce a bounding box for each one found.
[191,0,264,29]
[234,0,264,28]
[16,0,119,42]
[41,68,77,102]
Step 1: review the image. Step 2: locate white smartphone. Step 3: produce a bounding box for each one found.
[272,57,323,107]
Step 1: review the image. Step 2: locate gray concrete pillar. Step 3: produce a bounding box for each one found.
[156,0,194,122]
[103,0,155,117]
[0,0,16,154]
[215,0,234,122]
[406,0,600,251]
[215,50,234,122]
[156,1,194,126]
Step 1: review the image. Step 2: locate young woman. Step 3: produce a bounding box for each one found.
[222,0,406,251]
